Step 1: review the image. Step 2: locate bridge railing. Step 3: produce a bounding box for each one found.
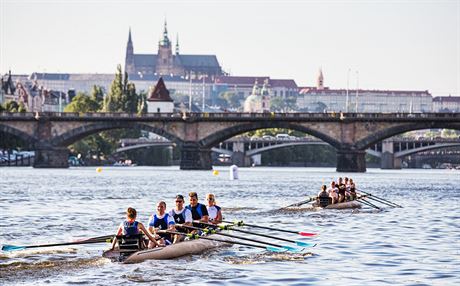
[1,111,459,120]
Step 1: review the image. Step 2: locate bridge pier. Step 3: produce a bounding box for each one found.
[336,150,366,172]
[231,151,252,167]
[33,147,69,168]
[380,140,402,169]
[180,142,212,170]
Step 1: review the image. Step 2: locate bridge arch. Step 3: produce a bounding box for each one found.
[52,122,183,147]
[356,122,460,150]
[198,122,341,149]
[395,143,460,158]
[0,124,38,148]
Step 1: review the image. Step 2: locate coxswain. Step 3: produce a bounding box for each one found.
[168,194,193,243]
[148,201,175,247]
[111,207,158,250]
[316,185,331,207]
[206,193,222,224]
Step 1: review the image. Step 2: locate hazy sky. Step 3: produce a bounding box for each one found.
[1,0,459,96]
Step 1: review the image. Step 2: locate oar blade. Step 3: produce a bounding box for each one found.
[266,246,287,253]
[282,245,304,252]
[298,232,317,237]
[2,245,26,252]
[295,241,317,248]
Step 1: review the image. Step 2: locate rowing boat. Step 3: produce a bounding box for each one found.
[102,233,229,263]
[313,200,362,210]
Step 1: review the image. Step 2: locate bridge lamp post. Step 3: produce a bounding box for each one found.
[355,71,359,112]
[188,76,192,112]
[346,68,350,112]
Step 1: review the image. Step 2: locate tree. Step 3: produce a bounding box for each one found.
[64,92,99,112]
[137,91,148,115]
[104,65,124,112]
[18,101,27,112]
[125,82,138,113]
[219,91,240,108]
[4,100,19,112]
[90,85,105,109]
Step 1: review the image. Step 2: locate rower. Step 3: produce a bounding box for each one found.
[186,192,209,224]
[111,207,158,252]
[327,181,339,204]
[168,194,193,243]
[337,177,346,203]
[348,178,357,200]
[206,193,222,224]
[317,185,331,207]
[148,201,175,247]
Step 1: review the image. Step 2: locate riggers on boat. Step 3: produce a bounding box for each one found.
[312,200,362,210]
[102,232,229,263]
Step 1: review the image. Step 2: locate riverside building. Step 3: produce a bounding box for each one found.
[297,70,433,113]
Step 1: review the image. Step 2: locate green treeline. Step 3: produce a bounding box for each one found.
[64,65,173,166]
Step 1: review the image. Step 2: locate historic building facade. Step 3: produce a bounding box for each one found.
[297,70,433,113]
[125,22,224,80]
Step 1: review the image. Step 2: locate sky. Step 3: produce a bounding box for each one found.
[0,0,459,97]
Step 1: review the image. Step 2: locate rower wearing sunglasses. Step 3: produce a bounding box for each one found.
[206,193,222,224]
[168,194,193,243]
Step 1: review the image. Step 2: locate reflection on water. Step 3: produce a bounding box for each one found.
[0,167,459,285]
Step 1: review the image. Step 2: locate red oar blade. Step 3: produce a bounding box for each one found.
[299,232,317,237]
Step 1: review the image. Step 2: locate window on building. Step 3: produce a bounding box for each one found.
[157,107,161,113]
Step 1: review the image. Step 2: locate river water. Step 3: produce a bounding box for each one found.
[0,167,459,285]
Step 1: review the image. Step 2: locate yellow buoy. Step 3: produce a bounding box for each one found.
[212,170,219,176]
[96,167,102,173]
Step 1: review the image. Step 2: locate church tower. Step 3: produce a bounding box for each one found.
[156,20,174,76]
[125,28,135,76]
[317,68,324,90]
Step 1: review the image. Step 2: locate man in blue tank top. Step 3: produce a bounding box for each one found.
[186,192,209,223]
[148,201,175,247]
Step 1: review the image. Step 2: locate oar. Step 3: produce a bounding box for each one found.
[196,221,315,248]
[358,190,402,208]
[282,196,317,208]
[177,224,312,252]
[356,196,381,210]
[158,230,287,253]
[2,235,113,252]
[220,220,317,237]
[357,192,396,208]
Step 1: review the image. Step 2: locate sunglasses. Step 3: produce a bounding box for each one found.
[175,200,183,203]
[207,198,214,201]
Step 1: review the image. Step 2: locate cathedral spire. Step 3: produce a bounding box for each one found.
[175,34,180,55]
[159,19,171,47]
[317,68,324,90]
[125,28,135,75]
[128,27,132,43]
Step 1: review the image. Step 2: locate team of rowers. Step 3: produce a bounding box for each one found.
[316,177,357,207]
[111,192,223,250]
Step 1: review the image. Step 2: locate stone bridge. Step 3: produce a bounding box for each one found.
[0,112,459,172]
